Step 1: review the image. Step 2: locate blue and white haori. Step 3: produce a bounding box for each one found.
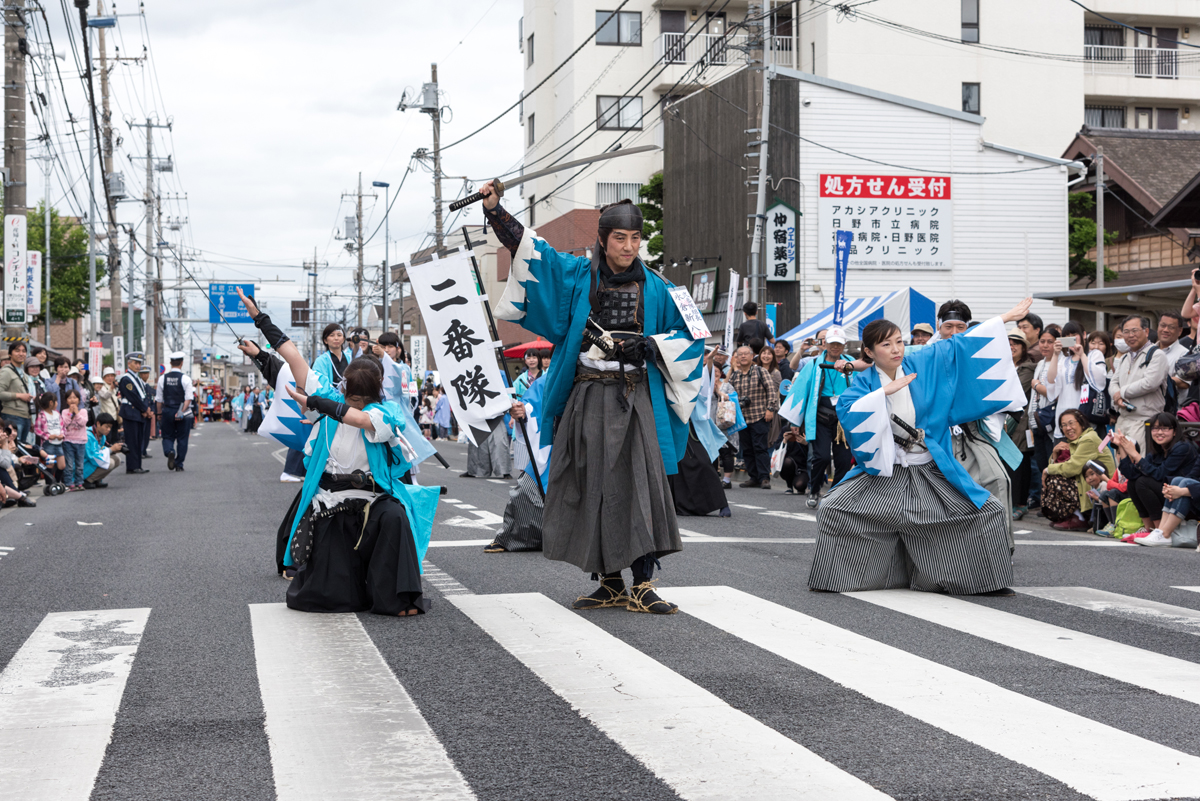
[837,317,1026,508]
[494,226,704,474]
[780,351,856,435]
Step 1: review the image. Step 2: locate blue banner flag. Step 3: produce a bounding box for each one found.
[833,230,852,325]
[208,283,256,324]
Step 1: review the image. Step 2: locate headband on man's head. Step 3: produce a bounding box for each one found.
[598,202,643,233]
[938,309,970,325]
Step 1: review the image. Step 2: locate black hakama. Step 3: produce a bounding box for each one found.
[668,430,728,516]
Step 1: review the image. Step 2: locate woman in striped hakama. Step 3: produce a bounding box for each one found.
[807,299,1033,596]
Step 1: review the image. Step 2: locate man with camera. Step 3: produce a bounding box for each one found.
[1110,315,1169,454]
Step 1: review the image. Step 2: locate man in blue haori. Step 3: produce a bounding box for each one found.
[481,182,704,615]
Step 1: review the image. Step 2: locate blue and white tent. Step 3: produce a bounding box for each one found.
[778,288,937,345]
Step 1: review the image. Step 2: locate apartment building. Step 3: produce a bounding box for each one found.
[517,1,1200,242]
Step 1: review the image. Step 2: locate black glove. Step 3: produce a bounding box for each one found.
[305,393,349,422]
[614,336,649,365]
[252,312,290,350]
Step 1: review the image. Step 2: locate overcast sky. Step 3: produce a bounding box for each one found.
[39,0,523,357]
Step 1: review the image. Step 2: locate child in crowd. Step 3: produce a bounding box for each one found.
[33,392,65,482]
[60,389,89,491]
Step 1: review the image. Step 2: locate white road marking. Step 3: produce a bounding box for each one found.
[1014,529,1031,534]
[0,608,150,801]
[425,537,814,547]
[1018,587,1200,636]
[847,590,1200,706]
[663,586,1200,801]
[440,510,505,530]
[677,528,712,539]
[758,510,817,522]
[428,539,493,548]
[75,522,102,526]
[249,604,475,801]
[450,593,890,801]
[730,503,765,510]
[452,504,476,510]
[1013,540,1134,547]
[271,448,287,465]
[422,561,473,596]
[1174,586,1200,595]
[0,546,13,550]
[485,479,510,485]
[441,498,461,504]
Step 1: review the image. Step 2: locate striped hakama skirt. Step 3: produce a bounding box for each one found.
[542,366,682,575]
[807,462,1013,595]
[492,471,545,552]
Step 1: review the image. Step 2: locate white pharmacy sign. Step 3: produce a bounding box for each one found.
[26,251,41,318]
[818,174,952,271]
[764,200,799,282]
[406,250,511,445]
[5,215,27,324]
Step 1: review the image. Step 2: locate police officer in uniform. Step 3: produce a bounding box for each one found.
[118,353,150,474]
[156,351,194,471]
[138,363,155,458]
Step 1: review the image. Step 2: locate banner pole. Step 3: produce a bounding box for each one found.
[460,226,546,499]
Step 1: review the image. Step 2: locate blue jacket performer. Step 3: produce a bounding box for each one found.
[481,181,704,615]
[807,298,1033,596]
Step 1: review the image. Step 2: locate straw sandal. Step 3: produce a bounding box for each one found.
[626,580,678,615]
[572,578,630,610]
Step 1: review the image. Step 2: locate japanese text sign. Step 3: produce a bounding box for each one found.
[723,270,740,354]
[668,286,711,341]
[765,200,798,282]
[5,215,27,324]
[818,174,952,271]
[208,283,256,324]
[26,251,41,317]
[405,250,511,445]
[834,230,851,325]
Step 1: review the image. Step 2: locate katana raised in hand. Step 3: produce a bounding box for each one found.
[448,145,660,212]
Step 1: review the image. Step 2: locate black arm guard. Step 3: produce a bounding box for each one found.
[482,203,524,255]
[306,394,349,422]
[252,312,290,350]
[253,350,284,387]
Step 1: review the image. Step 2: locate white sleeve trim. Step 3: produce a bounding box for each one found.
[363,407,400,446]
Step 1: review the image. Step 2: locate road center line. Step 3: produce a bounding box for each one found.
[249,604,475,801]
[449,593,890,801]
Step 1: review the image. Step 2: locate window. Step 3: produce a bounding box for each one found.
[1157,107,1179,130]
[527,34,534,67]
[597,182,643,208]
[597,95,643,130]
[528,195,536,227]
[1084,25,1124,59]
[1085,105,1126,128]
[596,10,641,45]
[961,0,978,42]
[527,113,535,147]
[961,83,980,114]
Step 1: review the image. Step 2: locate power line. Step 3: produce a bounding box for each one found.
[440,0,633,152]
[1064,0,1200,50]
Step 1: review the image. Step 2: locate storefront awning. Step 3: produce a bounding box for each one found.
[778,288,937,344]
[1033,279,1192,318]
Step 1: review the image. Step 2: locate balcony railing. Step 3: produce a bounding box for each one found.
[654,33,797,70]
[1084,45,1200,79]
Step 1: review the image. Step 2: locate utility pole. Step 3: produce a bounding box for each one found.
[3,0,27,334]
[128,116,170,366]
[398,64,447,250]
[746,2,771,305]
[1095,146,1105,332]
[97,0,122,345]
[341,174,375,328]
[126,227,135,350]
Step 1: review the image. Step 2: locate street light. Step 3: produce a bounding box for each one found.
[372,180,390,336]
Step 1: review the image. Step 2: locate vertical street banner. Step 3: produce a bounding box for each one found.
[410,334,427,379]
[112,336,125,378]
[764,200,798,282]
[87,341,103,378]
[723,270,740,353]
[26,252,41,318]
[818,174,953,270]
[405,250,511,445]
[5,215,27,324]
[834,230,851,325]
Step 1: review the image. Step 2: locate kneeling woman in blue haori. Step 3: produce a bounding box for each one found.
[236,289,439,616]
[808,298,1033,597]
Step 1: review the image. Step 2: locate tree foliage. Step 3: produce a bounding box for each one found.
[1069,192,1117,286]
[4,202,103,328]
[638,173,664,268]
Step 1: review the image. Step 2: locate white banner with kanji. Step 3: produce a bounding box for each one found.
[817,174,952,271]
[405,249,510,445]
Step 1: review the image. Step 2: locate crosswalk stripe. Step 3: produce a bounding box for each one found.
[1014,540,1133,547]
[846,590,1200,706]
[0,608,151,801]
[1018,587,1200,636]
[449,592,890,801]
[662,586,1200,801]
[248,604,474,801]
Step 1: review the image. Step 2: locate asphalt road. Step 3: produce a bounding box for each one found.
[1,420,1199,801]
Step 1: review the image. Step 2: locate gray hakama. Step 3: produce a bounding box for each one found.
[808,462,1013,595]
[542,367,682,575]
[465,425,513,478]
[492,471,545,551]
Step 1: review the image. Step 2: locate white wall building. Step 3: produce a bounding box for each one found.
[519,0,1199,235]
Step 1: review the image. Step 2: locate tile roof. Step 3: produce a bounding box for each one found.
[1068,127,1200,209]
